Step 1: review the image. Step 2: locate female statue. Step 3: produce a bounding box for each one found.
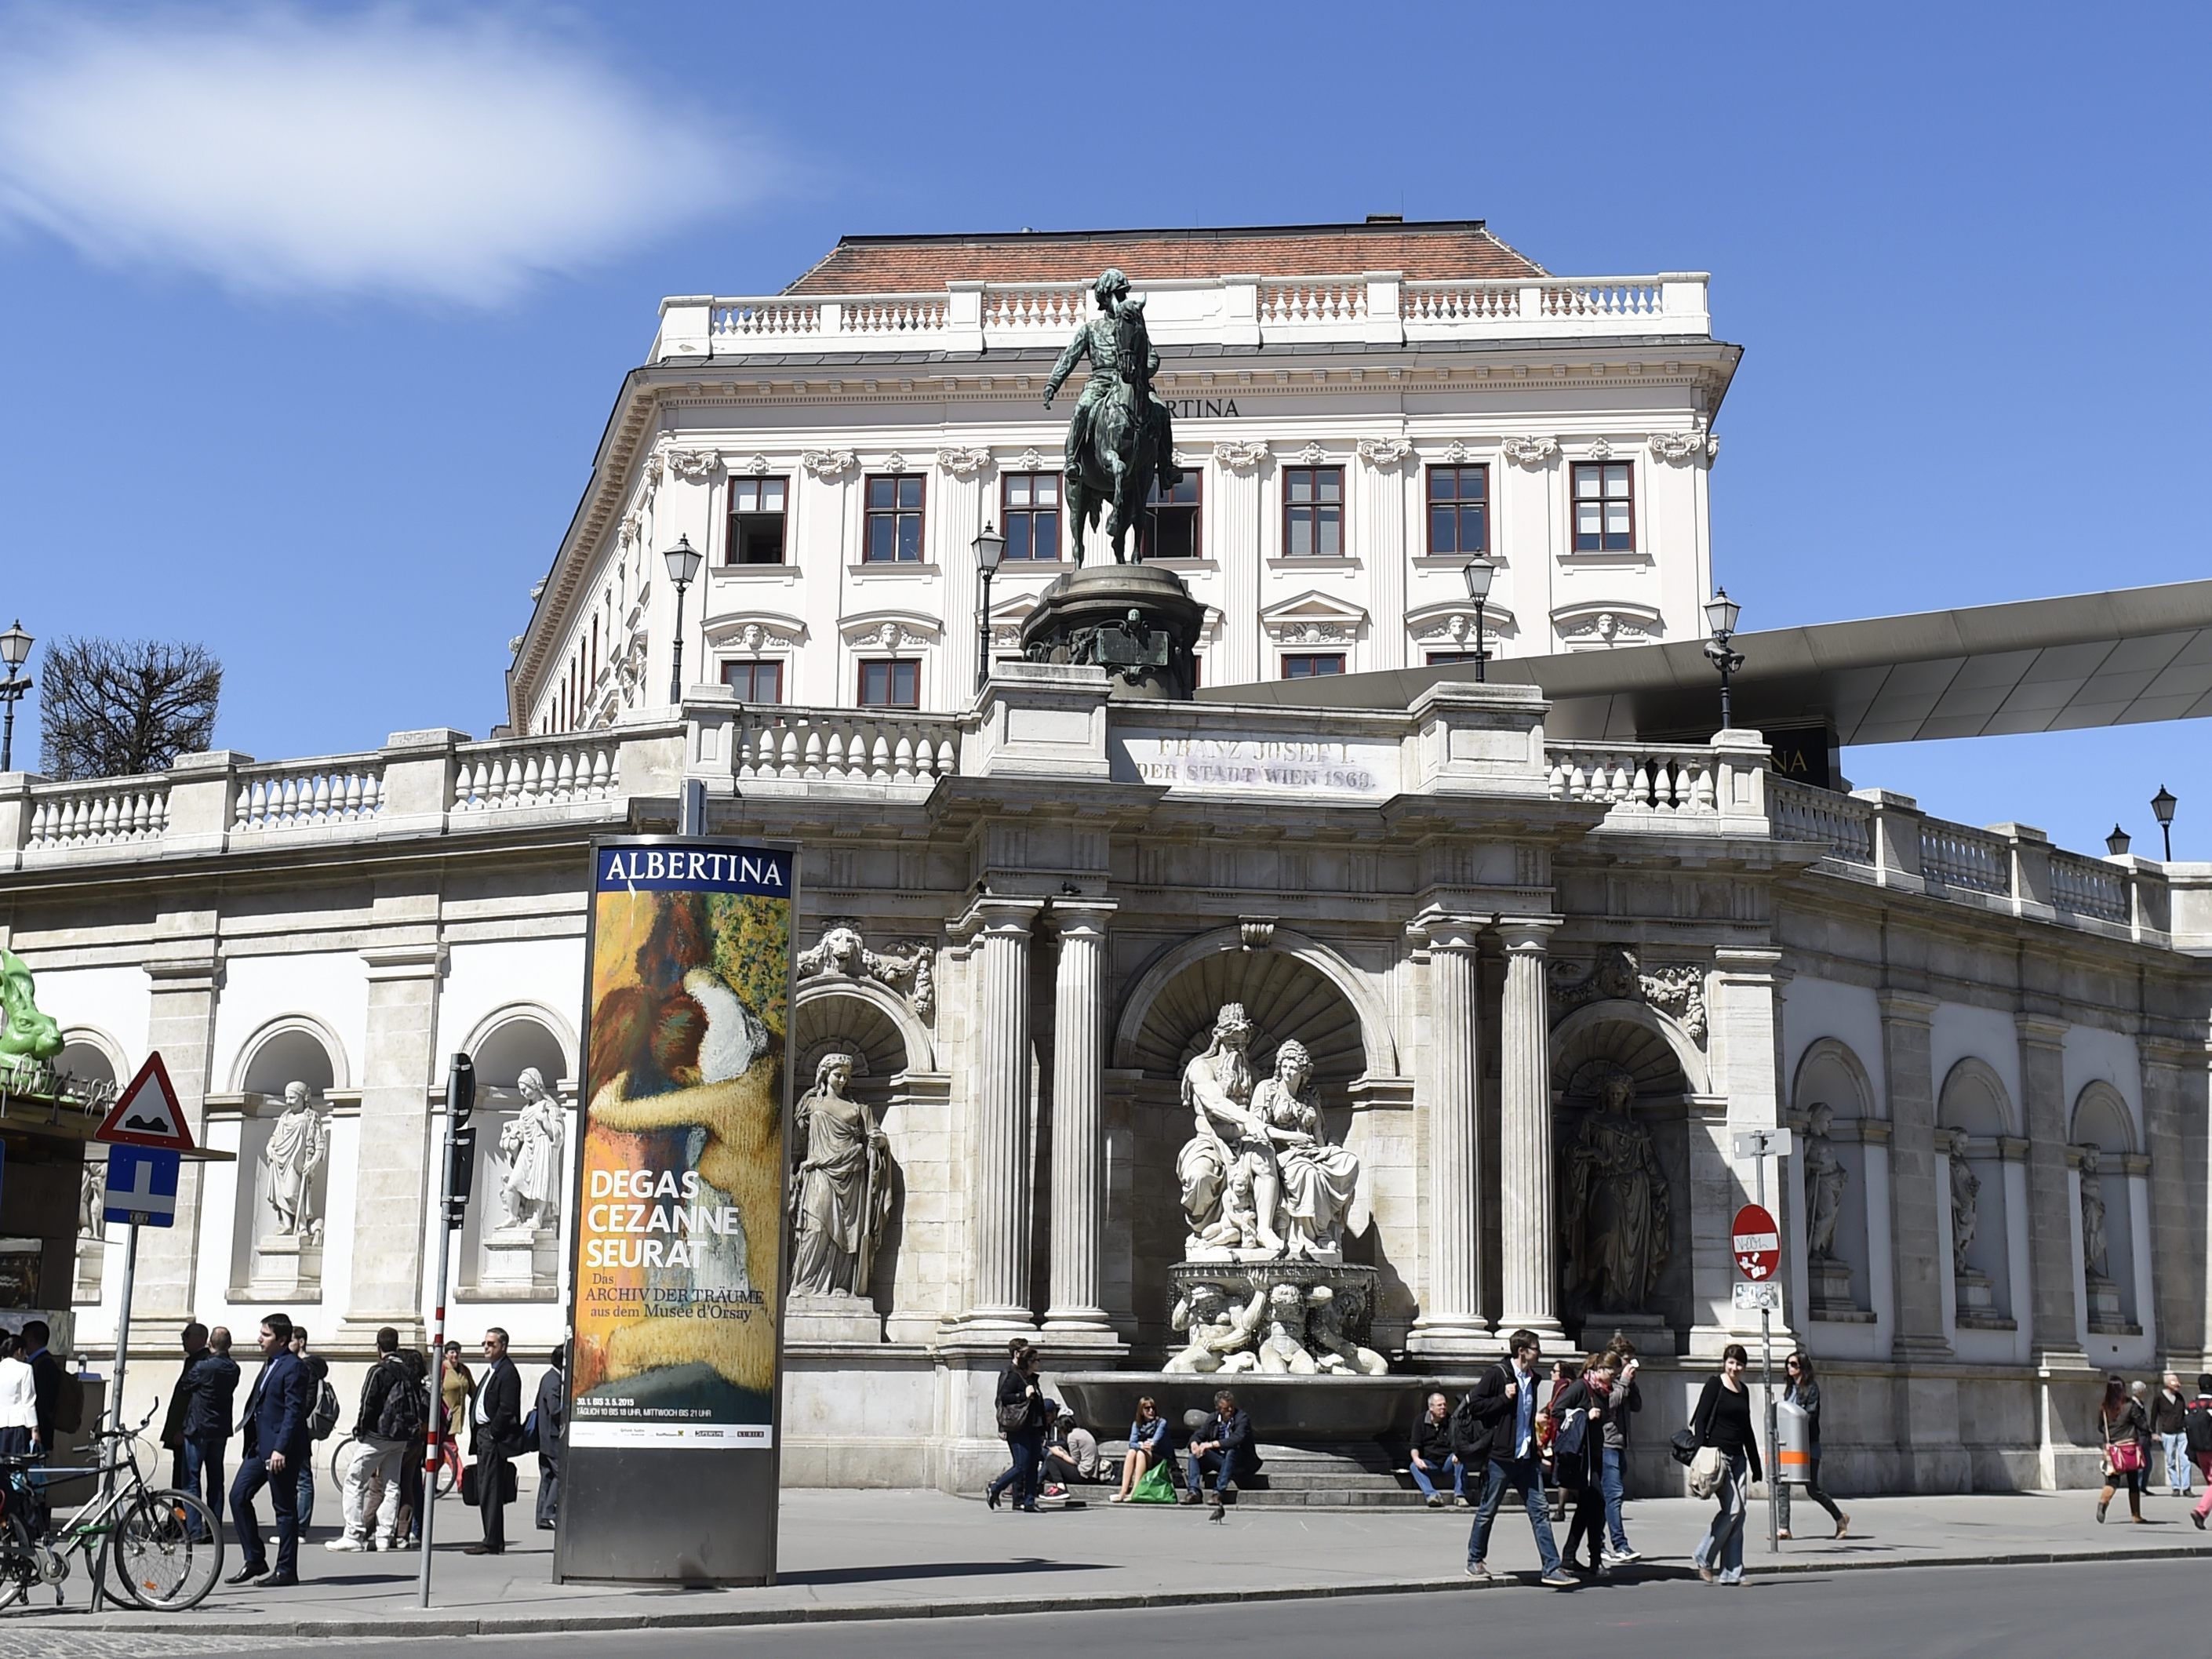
[1563,1067,1672,1313]
[1252,1039,1362,1261]
[789,1053,892,1298]
[1803,1102,1848,1262]
[497,1068,565,1231]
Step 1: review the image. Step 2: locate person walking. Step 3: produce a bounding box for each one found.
[1111,1396,1170,1502]
[396,1348,431,1548]
[160,1323,211,1490]
[466,1328,526,1555]
[1597,1333,1644,1564]
[1183,1389,1258,1520]
[441,1341,476,1453]
[1408,1391,1467,1508]
[288,1325,331,1539]
[1457,1328,1576,1588]
[1549,1353,1613,1574]
[532,1347,566,1531]
[985,1341,1051,1513]
[2186,1374,2212,1531]
[1690,1342,1763,1586]
[2153,1372,2192,1498]
[226,1312,311,1587]
[329,1326,413,1552]
[0,1335,35,1460]
[179,1326,240,1536]
[1777,1349,1849,1540]
[2095,1376,2151,1524]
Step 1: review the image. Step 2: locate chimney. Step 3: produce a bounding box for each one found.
[1365,213,1403,224]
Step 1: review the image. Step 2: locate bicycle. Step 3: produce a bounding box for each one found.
[0,1409,224,1613]
[328,1429,460,1497]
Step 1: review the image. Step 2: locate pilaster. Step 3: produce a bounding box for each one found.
[1880,989,1951,1360]
[336,940,446,1347]
[2017,1013,2087,1366]
[943,897,1042,1344]
[1496,916,1564,1344]
[132,955,222,1322]
[1407,915,1489,1356]
[1042,901,1121,1355]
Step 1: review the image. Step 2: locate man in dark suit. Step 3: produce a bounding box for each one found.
[179,1326,240,1535]
[20,1319,61,1457]
[227,1312,311,1586]
[532,1346,566,1531]
[468,1327,526,1555]
[161,1322,210,1490]
[1182,1388,1260,1520]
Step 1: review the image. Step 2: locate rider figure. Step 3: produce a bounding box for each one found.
[1044,267,1182,493]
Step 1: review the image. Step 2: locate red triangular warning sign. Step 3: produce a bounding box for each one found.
[95,1053,196,1151]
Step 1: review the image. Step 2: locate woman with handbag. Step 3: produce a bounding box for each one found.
[1777,1350,1850,1540]
[1113,1397,1173,1503]
[1690,1343,1763,1585]
[1548,1354,1614,1574]
[2097,1376,2152,1523]
[986,1341,1052,1513]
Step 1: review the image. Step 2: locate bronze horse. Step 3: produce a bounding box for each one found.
[1066,297,1161,566]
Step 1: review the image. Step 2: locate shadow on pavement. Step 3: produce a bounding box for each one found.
[781,1559,1114,1588]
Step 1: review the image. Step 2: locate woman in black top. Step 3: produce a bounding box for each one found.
[1691,1343,1763,1585]
[2097,1376,2152,1524]
[1778,1350,1849,1539]
[1548,1353,1614,1574]
[985,1341,1051,1513]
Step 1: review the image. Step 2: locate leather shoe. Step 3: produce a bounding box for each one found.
[225,1563,268,1585]
[262,1573,300,1588]
[463,1543,502,1555]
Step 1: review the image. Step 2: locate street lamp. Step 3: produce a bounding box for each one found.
[1702,587,1745,731]
[1461,557,1496,683]
[2105,824,2132,857]
[0,620,33,773]
[2152,784,2178,860]
[662,535,702,705]
[973,521,1006,692]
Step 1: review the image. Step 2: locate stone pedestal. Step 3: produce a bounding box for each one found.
[2084,1274,2134,1335]
[1578,1309,1675,1356]
[478,1224,560,1297]
[1808,1257,1872,1323]
[1954,1267,2013,1330]
[1017,564,1206,700]
[1166,1261,1381,1373]
[73,1235,105,1305]
[784,1291,884,1345]
[249,1233,322,1300]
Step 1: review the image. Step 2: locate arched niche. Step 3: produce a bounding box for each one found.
[792,977,933,1079]
[233,1015,348,1095]
[2072,1080,2143,1333]
[56,1028,123,1086]
[455,1006,577,1302]
[1549,1009,1697,1343]
[463,1004,576,1090]
[1111,927,1396,1083]
[1939,1057,2019,1327]
[1792,1038,1877,1319]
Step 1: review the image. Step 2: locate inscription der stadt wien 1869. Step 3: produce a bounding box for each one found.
[1115,734,1395,798]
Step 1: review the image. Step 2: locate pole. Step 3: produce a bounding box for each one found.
[1755,1150,1777,1555]
[668,580,689,706]
[1474,600,1487,683]
[88,1221,139,1614]
[1,698,14,772]
[1719,660,1734,732]
[417,1058,465,1610]
[975,568,995,693]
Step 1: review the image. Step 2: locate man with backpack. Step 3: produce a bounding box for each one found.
[1453,1327,1576,1588]
[329,1326,424,1552]
[290,1326,338,1539]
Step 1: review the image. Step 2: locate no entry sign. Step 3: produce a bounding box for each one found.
[1732,1202,1781,1281]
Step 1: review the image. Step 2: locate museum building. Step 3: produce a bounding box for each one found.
[3,219,2210,1500]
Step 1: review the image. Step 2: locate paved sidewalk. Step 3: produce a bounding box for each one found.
[41,1483,2212,1636]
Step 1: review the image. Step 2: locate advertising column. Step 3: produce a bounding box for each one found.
[555,836,798,1584]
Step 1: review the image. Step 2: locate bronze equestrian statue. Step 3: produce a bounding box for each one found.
[1044,268,1181,565]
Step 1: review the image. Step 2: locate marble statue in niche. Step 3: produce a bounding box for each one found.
[1561,1064,1671,1315]
[1256,1282,1319,1374]
[1948,1144,1981,1275]
[788,1052,893,1298]
[497,1068,566,1231]
[1251,1040,1362,1263]
[79,1159,105,1239]
[2078,1145,2110,1279]
[262,1081,330,1241]
[1803,1102,1848,1261]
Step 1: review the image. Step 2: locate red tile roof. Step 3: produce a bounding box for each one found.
[783,220,1546,294]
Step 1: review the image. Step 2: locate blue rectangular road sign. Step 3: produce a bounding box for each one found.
[104,1146,180,1228]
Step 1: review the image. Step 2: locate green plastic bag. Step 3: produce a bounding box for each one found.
[1128,1459,1177,1504]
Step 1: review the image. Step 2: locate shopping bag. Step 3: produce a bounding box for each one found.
[1128,1460,1177,1504]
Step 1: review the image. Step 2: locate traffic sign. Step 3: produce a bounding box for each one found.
[1732,1202,1781,1281]
[95,1053,195,1151]
[104,1145,180,1228]
[1732,1280,1783,1312]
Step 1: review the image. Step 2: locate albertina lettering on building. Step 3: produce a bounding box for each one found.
[1167,398,1239,419]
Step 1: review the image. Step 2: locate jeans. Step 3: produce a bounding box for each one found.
[1188,1446,1242,1499]
[180,1437,226,1538]
[1468,1454,1561,1573]
[297,1460,315,1533]
[1695,1450,1750,1583]
[342,1435,407,1542]
[230,1453,300,1577]
[989,1430,1045,1507]
[2163,1432,2192,1493]
[1601,1446,1630,1552]
[1409,1453,1464,1501]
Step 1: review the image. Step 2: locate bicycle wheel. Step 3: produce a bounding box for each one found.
[0,1509,31,1610]
[104,1487,223,1612]
[329,1435,359,1492]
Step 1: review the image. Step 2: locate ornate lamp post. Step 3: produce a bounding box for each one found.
[662,535,702,705]
[973,520,1006,692]
[2152,784,2178,860]
[1702,587,1744,731]
[2105,824,2132,857]
[1461,556,1496,682]
[0,620,33,773]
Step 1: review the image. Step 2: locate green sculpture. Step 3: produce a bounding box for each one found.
[1044,269,1181,565]
[0,948,64,1079]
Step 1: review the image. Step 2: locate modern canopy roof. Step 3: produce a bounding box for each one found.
[1207,580,2212,744]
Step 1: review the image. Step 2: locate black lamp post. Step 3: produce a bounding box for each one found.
[973,520,1006,691]
[0,620,32,773]
[1703,587,1744,731]
[2152,784,2177,860]
[1462,556,1496,682]
[662,535,702,704]
[2105,824,2132,857]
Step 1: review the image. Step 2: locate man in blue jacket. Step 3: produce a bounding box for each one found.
[180,1326,241,1535]
[227,1312,311,1586]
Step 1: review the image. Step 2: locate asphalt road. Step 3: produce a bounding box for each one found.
[5,1556,2197,1659]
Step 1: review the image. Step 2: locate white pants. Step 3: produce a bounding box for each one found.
[343,1435,407,1541]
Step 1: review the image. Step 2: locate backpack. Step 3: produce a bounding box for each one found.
[376,1360,429,1443]
[2185,1403,2212,1458]
[54,1369,85,1435]
[309,1377,342,1442]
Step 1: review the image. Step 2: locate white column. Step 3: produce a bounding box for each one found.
[1410,921,1489,1356]
[1043,903,1119,1347]
[1497,918,1565,1342]
[960,899,1039,1331]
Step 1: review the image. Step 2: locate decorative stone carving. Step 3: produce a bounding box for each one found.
[1948,1143,1981,1275]
[1212,439,1270,472]
[1294,441,1329,465]
[788,1052,893,1298]
[1253,1040,1361,1262]
[665,449,722,482]
[1559,1064,1671,1316]
[1017,446,1042,473]
[507,635,526,657]
[78,1159,104,1240]
[795,922,936,1021]
[937,446,993,478]
[1165,1281,1264,1373]
[1443,439,1475,464]
[800,449,857,479]
[1355,436,1414,468]
[2078,1144,2109,1279]
[1548,945,1706,1042]
[496,1068,565,1232]
[1239,917,1275,951]
[1803,1102,1846,1262]
[261,1081,330,1241]
[1649,430,1720,465]
[1163,1264,1381,1374]
[745,453,771,475]
[1305,1285,1387,1375]
[1501,435,1559,467]
[882,452,908,473]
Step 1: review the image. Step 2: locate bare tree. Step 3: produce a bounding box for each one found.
[38,637,222,780]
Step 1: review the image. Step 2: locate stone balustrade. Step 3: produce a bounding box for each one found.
[657,270,1713,360]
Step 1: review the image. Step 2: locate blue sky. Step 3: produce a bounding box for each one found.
[1,1,2204,857]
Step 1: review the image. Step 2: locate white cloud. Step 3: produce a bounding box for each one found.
[0,6,748,304]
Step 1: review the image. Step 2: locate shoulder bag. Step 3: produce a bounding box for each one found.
[1686,1443,1725,1498]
